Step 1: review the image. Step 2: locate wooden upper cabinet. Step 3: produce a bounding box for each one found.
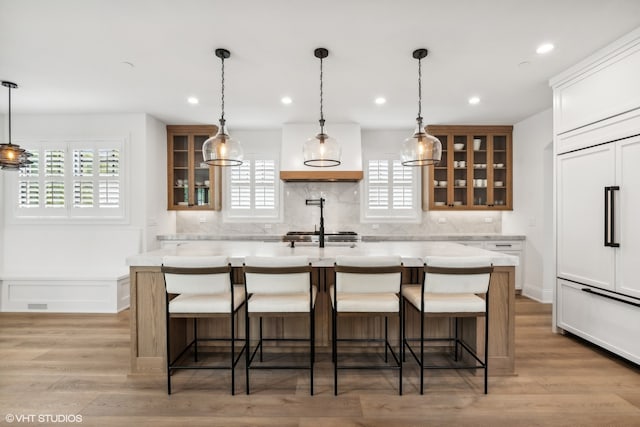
[167,125,221,210]
[423,125,513,211]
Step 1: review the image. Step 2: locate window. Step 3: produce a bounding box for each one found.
[362,158,419,221]
[224,157,280,221]
[13,140,125,219]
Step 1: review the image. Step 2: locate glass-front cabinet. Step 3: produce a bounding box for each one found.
[167,125,221,210]
[424,125,512,210]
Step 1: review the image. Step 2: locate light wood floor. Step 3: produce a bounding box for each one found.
[1,296,639,426]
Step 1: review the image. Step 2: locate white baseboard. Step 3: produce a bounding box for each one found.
[0,275,130,313]
[522,283,553,303]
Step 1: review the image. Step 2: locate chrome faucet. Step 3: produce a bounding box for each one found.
[305,198,325,248]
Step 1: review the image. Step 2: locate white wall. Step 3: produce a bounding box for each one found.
[503,108,554,302]
[144,115,173,251]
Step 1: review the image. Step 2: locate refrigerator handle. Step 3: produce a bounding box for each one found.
[582,288,638,307]
[610,185,620,247]
[604,186,611,247]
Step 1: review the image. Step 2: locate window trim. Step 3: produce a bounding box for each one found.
[222,154,283,223]
[5,138,129,225]
[360,155,421,223]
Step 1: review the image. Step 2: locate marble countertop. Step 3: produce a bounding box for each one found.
[157,234,525,242]
[129,241,519,268]
[361,235,525,241]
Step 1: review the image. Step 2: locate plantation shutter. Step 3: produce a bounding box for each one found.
[368,160,389,209]
[44,149,65,208]
[254,160,276,209]
[365,158,418,220]
[230,161,251,209]
[18,150,40,208]
[98,148,120,208]
[14,140,125,219]
[392,160,413,209]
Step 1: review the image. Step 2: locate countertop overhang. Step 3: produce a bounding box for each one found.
[129,241,519,268]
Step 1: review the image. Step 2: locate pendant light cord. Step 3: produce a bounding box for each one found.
[7,85,12,145]
[220,55,225,122]
[319,55,325,134]
[417,57,422,120]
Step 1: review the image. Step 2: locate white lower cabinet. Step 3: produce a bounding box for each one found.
[459,240,524,290]
[557,279,640,365]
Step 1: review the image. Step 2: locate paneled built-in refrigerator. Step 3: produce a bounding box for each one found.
[556,135,640,364]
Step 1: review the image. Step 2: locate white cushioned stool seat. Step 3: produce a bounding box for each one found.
[169,285,246,314]
[402,286,485,313]
[330,286,399,312]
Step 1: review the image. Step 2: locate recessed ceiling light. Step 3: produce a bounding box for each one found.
[536,43,554,54]
[281,96,292,105]
[468,96,480,105]
[187,97,199,105]
[374,97,387,105]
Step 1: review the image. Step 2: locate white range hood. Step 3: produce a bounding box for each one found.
[279,123,363,182]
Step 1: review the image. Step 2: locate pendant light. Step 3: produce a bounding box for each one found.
[303,48,341,167]
[0,81,32,171]
[401,49,442,167]
[202,48,243,166]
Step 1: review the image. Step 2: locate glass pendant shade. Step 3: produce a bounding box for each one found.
[202,120,243,167]
[0,143,32,170]
[402,48,441,167]
[1,81,32,171]
[202,48,243,166]
[401,122,442,167]
[303,132,341,167]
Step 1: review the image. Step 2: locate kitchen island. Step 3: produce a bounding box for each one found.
[127,241,518,376]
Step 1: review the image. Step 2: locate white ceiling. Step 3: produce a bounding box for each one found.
[1,0,640,130]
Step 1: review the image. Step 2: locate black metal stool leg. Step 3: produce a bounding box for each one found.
[402,299,407,363]
[166,303,172,395]
[384,316,388,363]
[399,302,403,396]
[194,318,198,362]
[454,317,459,361]
[332,306,337,364]
[245,312,250,395]
[334,309,338,396]
[231,310,235,395]
[310,308,315,396]
[420,309,425,395]
[484,301,489,394]
[259,317,264,362]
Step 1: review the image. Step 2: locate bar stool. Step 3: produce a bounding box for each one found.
[243,256,315,395]
[161,255,245,395]
[402,256,493,394]
[332,255,404,395]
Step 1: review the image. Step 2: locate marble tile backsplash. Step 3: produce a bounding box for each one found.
[176,182,501,236]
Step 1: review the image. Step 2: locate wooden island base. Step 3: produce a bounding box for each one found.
[129,266,515,376]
